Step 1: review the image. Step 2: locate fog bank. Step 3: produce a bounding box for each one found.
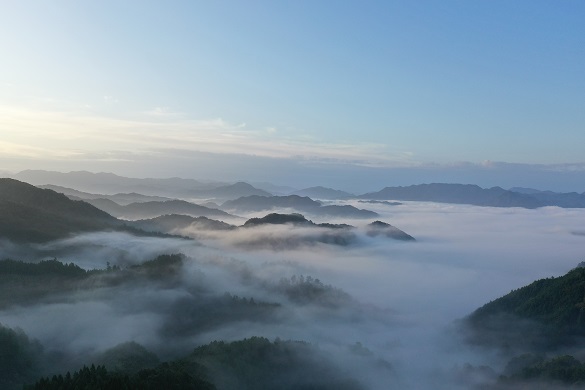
[1,202,584,388]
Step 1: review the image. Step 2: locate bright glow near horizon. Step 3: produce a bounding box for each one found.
[1,1,584,191]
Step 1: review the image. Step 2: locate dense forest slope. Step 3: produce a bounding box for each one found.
[466,266,585,350]
[0,256,375,390]
[464,266,585,388]
[21,337,365,390]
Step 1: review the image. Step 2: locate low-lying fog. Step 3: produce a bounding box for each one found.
[2,201,584,389]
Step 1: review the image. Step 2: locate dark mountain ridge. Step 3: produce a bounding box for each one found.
[463,265,585,388]
[243,213,352,229]
[0,178,120,242]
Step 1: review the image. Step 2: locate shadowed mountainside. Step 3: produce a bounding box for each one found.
[464,265,585,389]
[465,265,585,352]
[0,178,120,243]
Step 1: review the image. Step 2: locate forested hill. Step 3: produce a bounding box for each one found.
[20,337,366,390]
[465,266,585,350]
[0,178,120,242]
[243,213,352,229]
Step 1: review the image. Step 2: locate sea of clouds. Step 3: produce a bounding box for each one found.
[1,201,584,389]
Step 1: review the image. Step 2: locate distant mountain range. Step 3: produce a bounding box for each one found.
[37,184,236,220]
[14,170,270,200]
[39,184,174,205]
[15,170,585,210]
[222,195,378,218]
[195,181,271,199]
[250,182,297,195]
[508,187,585,208]
[291,186,354,200]
[359,183,585,209]
[0,178,406,247]
[358,200,403,206]
[81,198,234,220]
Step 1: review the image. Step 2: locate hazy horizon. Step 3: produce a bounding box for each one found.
[1,1,584,193]
[4,163,585,195]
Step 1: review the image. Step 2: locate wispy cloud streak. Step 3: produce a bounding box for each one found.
[0,104,414,167]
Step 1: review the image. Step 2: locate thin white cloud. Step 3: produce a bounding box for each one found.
[0,104,415,167]
[143,107,183,118]
[0,139,78,159]
[103,95,119,104]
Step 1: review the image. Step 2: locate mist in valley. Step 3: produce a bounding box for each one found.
[2,200,584,389]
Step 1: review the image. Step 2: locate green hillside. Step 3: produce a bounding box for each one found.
[466,266,585,350]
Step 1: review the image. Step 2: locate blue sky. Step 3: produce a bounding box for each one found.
[1,1,584,191]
